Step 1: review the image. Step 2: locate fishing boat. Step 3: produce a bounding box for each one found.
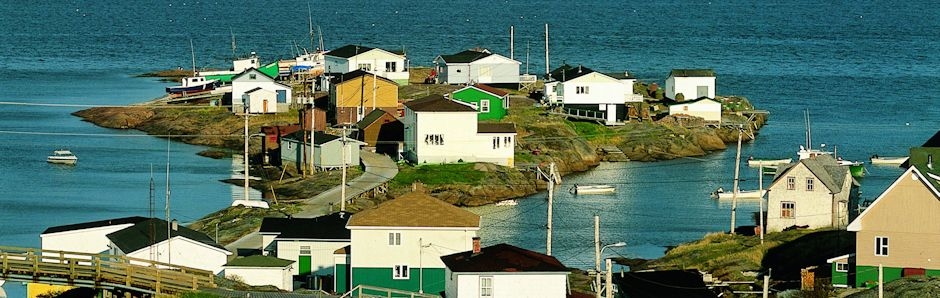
[166,40,220,96]
[710,187,766,199]
[870,155,908,165]
[747,157,792,167]
[47,149,78,165]
[761,166,778,176]
[569,184,616,195]
[838,159,866,178]
[495,199,518,206]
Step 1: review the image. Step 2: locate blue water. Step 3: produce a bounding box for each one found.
[2,0,940,295]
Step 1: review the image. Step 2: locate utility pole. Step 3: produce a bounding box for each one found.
[730,128,743,234]
[759,166,765,244]
[595,215,601,298]
[509,25,514,61]
[544,23,550,77]
[337,124,358,212]
[605,258,613,298]
[762,269,770,298]
[536,162,560,255]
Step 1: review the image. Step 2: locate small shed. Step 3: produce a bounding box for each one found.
[667,97,722,123]
[665,69,716,100]
[281,131,365,171]
[356,109,403,158]
[224,255,295,291]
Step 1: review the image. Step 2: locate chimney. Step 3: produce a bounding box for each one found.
[171,219,178,231]
[472,237,481,254]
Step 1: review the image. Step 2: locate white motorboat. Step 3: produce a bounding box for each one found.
[870,156,908,165]
[47,149,78,165]
[710,187,766,199]
[495,199,518,206]
[747,157,792,167]
[570,184,616,195]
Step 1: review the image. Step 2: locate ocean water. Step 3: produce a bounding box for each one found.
[2,0,940,295]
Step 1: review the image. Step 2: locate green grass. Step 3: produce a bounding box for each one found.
[566,120,614,141]
[391,163,487,188]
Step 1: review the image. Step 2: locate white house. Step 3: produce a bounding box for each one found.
[324,44,409,85]
[281,131,366,171]
[665,69,716,100]
[402,95,516,166]
[40,216,147,257]
[667,97,723,123]
[223,255,295,291]
[346,192,481,295]
[106,218,232,274]
[766,155,859,232]
[441,242,570,298]
[434,49,521,85]
[259,213,351,292]
[543,64,638,125]
[231,68,292,114]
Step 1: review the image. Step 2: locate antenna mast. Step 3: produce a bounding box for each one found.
[230,28,237,60]
[189,39,196,75]
[165,138,172,264]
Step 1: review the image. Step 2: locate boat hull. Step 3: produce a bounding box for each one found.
[570,185,616,195]
[165,80,220,94]
[712,189,766,199]
[47,158,77,165]
[747,158,792,167]
[871,157,908,165]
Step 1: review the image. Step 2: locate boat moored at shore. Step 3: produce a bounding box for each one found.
[870,156,908,165]
[569,184,616,195]
[710,187,766,199]
[747,157,792,167]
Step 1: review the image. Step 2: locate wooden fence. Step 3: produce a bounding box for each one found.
[0,246,216,295]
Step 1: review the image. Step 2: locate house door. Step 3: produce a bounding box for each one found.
[263,99,269,113]
[276,90,287,104]
[299,245,312,275]
[697,85,709,98]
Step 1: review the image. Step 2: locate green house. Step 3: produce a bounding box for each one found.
[450,84,509,121]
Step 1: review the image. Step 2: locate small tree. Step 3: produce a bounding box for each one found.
[675,93,685,101]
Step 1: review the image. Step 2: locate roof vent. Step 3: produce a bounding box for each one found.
[578,65,582,73]
[171,219,178,231]
[929,155,934,170]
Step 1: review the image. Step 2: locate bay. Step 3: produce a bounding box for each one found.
[2,0,939,295]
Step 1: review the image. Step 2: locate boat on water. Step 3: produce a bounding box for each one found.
[838,159,867,178]
[47,149,77,165]
[495,199,518,206]
[761,166,778,176]
[569,184,616,195]
[747,157,792,167]
[870,155,908,165]
[710,187,766,199]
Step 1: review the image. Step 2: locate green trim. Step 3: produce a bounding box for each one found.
[393,79,410,86]
[855,265,902,288]
[831,263,848,286]
[451,88,507,121]
[351,267,445,294]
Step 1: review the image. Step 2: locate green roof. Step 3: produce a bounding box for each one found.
[669,69,716,77]
[908,147,940,191]
[225,255,294,268]
[204,62,279,83]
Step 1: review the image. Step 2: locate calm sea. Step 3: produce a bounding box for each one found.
[2,0,939,295]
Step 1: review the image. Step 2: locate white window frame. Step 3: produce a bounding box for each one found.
[806,177,815,191]
[385,61,397,72]
[875,236,888,256]
[388,232,401,246]
[786,176,795,190]
[576,86,589,94]
[358,63,372,71]
[299,245,311,255]
[480,100,490,113]
[836,263,849,272]
[393,264,410,279]
[480,276,494,297]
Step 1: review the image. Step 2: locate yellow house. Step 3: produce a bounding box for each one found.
[329,70,399,125]
[841,147,940,287]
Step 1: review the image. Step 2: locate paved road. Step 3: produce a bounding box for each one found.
[294,150,398,217]
[226,150,398,255]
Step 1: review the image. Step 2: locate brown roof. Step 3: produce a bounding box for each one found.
[440,243,569,273]
[472,84,509,97]
[478,123,516,133]
[347,192,481,228]
[404,95,477,112]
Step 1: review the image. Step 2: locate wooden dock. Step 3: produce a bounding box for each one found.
[0,246,216,295]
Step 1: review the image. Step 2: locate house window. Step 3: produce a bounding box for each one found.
[806,178,815,191]
[503,136,511,147]
[576,86,589,94]
[786,176,796,190]
[388,232,401,246]
[393,265,410,279]
[781,201,795,218]
[875,236,888,256]
[249,74,257,79]
[836,263,849,272]
[481,100,490,113]
[425,134,444,146]
[480,276,494,297]
[493,137,500,149]
[386,61,397,72]
[358,63,372,71]
[300,246,311,255]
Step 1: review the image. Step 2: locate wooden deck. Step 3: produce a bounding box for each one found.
[0,246,216,295]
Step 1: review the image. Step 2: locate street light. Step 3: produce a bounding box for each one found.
[596,242,626,298]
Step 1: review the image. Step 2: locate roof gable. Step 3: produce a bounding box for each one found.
[357,109,400,130]
[42,216,147,235]
[548,64,595,82]
[669,69,716,77]
[347,192,480,228]
[440,243,568,273]
[232,68,276,82]
[106,218,225,253]
[847,166,940,231]
[404,95,477,112]
[331,69,398,85]
[437,49,493,63]
[666,97,722,107]
[773,155,848,193]
[260,212,351,240]
[327,44,402,59]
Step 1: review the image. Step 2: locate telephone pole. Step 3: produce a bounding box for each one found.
[537,162,560,255]
[730,128,743,234]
